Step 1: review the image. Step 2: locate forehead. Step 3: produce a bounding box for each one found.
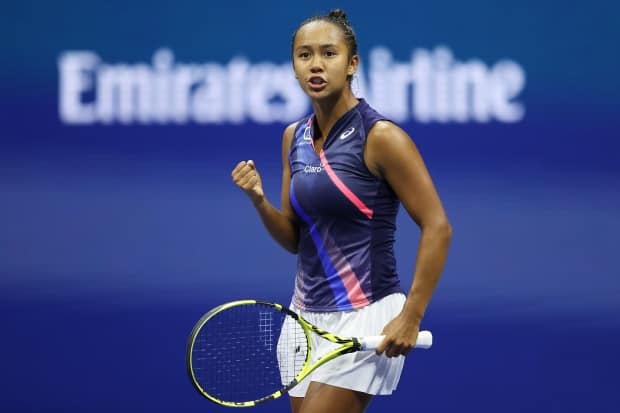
[294,20,345,48]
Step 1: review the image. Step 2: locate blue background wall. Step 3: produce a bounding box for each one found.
[1,1,619,411]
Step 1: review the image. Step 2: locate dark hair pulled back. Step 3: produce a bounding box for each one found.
[291,8,358,59]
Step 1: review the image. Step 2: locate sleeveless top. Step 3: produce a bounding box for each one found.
[289,99,403,312]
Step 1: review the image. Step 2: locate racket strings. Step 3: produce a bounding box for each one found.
[191,304,307,403]
[277,310,308,386]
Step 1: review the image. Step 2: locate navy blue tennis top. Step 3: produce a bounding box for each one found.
[289,99,403,312]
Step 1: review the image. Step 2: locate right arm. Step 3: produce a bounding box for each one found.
[231,122,300,253]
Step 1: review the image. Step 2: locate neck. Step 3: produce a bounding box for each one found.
[311,87,358,138]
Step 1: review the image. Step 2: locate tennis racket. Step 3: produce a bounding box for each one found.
[186,299,432,407]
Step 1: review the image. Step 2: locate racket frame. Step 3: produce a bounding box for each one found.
[186,299,361,407]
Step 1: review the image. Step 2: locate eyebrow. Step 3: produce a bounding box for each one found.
[295,43,339,51]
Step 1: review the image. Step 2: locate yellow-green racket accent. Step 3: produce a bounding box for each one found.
[186,300,360,407]
[186,300,432,407]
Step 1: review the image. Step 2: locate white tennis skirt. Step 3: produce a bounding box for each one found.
[280,292,407,397]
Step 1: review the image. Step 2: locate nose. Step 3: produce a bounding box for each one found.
[310,55,324,73]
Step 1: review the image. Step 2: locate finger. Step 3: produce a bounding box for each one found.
[231,161,247,176]
[395,345,407,358]
[232,164,251,182]
[385,344,397,358]
[386,342,406,358]
[232,164,254,184]
[238,171,257,188]
[243,175,258,190]
[240,162,257,177]
[396,343,413,357]
[232,170,247,186]
[247,159,256,169]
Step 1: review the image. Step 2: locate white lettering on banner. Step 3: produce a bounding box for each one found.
[58,47,526,125]
[58,51,99,124]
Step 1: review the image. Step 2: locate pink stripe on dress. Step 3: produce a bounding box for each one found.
[323,231,370,308]
[319,150,374,220]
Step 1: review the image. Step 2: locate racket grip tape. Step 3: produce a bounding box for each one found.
[360,330,433,351]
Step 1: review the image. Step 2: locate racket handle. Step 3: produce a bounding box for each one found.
[360,330,433,351]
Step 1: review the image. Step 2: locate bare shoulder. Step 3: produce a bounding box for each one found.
[366,120,419,177]
[282,121,298,152]
[367,120,413,146]
[281,121,299,163]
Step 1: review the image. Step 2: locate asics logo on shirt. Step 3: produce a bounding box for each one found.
[304,126,312,141]
[340,127,355,140]
[300,125,313,145]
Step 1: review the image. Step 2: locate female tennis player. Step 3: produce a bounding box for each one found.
[232,9,452,413]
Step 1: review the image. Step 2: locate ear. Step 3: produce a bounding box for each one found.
[348,55,360,76]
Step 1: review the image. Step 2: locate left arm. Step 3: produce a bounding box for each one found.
[364,121,452,358]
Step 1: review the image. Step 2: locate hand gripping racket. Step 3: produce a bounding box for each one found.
[186,300,432,407]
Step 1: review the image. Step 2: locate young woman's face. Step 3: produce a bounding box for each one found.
[292,21,358,100]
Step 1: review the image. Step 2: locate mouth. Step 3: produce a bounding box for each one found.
[307,76,327,91]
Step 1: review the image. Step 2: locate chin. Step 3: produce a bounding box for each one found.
[307,87,340,101]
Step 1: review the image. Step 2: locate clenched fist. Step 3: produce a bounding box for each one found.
[231,160,264,206]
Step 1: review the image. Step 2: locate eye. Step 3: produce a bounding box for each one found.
[298,51,310,59]
[325,50,337,57]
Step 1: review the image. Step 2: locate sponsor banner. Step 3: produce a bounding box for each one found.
[58,47,525,126]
